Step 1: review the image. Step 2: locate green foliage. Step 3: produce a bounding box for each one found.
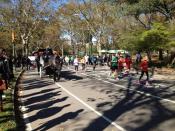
[168,41,175,47]
[138,23,169,51]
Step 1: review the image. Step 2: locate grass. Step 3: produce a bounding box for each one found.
[0,72,20,131]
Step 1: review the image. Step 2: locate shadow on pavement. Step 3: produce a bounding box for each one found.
[82,76,175,131]
[22,88,58,98]
[27,104,71,123]
[24,91,61,106]
[33,109,84,131]
[61,71,83,80]
[22,79,54,90]
[26,96,69,113]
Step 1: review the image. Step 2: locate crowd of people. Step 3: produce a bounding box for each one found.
[35,48,63,82]
[62,52,149,85]
[0,47,151,111]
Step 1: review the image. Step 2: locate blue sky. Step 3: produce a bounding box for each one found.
[51,0,68,10]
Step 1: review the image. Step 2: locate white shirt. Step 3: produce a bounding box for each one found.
[74,58,79,66]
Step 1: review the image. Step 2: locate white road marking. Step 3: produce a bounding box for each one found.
[55,83,126,131]
[80,72,175,104]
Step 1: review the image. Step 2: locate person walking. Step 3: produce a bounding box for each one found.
[52,51,61,82]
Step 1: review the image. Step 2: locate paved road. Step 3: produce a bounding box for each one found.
[19,66,175,131]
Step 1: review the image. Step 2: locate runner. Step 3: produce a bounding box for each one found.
[135,51,142,74]
[73,56,79,72]
[139,56,149,85]
[110,54,118,80]
[125,54,132,74]
[91,55,97,71]
[81,57,86,71]
[65,56,69,67]
[118,55,125,78]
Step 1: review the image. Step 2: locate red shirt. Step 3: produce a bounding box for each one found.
[140,60,148,71]
[125,57,132,69]
[118,58,124,67]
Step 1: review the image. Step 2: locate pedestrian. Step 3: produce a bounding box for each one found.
[125,54,132,74]
[26,57,32,70]
[91,55,97,71]
[81,57,86,70]
[139,56,149,85]
[110,54,118,79]
[0,49,8,112]
[35,53,40,75]
[118,55,125,77]
[52,51,61,82]
[85,55,89,65]
[74,56,79,72]
[71,56,74,65]
[65,56,69,67]
[21,56,26,70]
[135,51,142,74]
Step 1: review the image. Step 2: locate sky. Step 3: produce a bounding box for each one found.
[51,0,69,10]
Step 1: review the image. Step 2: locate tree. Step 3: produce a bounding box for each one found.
[138,23,169,61]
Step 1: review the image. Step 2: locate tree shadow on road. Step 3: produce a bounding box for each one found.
[21,79,54,90]
[24,91,61,106]
[27,104,71,123]
[26,96,69,113]
[60,71,83,80]
[33,109,84,131]
[22,88,58,98]
[83,76,175,131]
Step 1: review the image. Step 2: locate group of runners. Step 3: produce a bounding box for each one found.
[63,52,150,85]
[110,52,149,84]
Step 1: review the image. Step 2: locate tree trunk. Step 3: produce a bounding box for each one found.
[146,51,152,62]
[159,49,163,60]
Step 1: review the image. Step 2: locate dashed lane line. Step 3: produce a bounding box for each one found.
[55,83,126,131]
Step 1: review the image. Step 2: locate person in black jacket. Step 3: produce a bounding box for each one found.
[0,49,8,112]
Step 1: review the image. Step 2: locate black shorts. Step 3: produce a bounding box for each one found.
[111,66,118,71]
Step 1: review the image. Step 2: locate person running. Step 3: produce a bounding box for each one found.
[118,55,125,77]
[125,54,132,74]
[85,55,89,65]
[81,57,86,71]
[74,56,79,72]
[91,55,97,71]
[110,54,118,79]
[139,56,149,85]
[135,51,142,74]
[65,56,69,67]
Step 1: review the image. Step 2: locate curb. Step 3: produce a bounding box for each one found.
[13,69,26,131]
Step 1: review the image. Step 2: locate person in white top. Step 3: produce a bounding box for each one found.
[65,56,69,66]
[85,55,89,65]
[73,56,79,72]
